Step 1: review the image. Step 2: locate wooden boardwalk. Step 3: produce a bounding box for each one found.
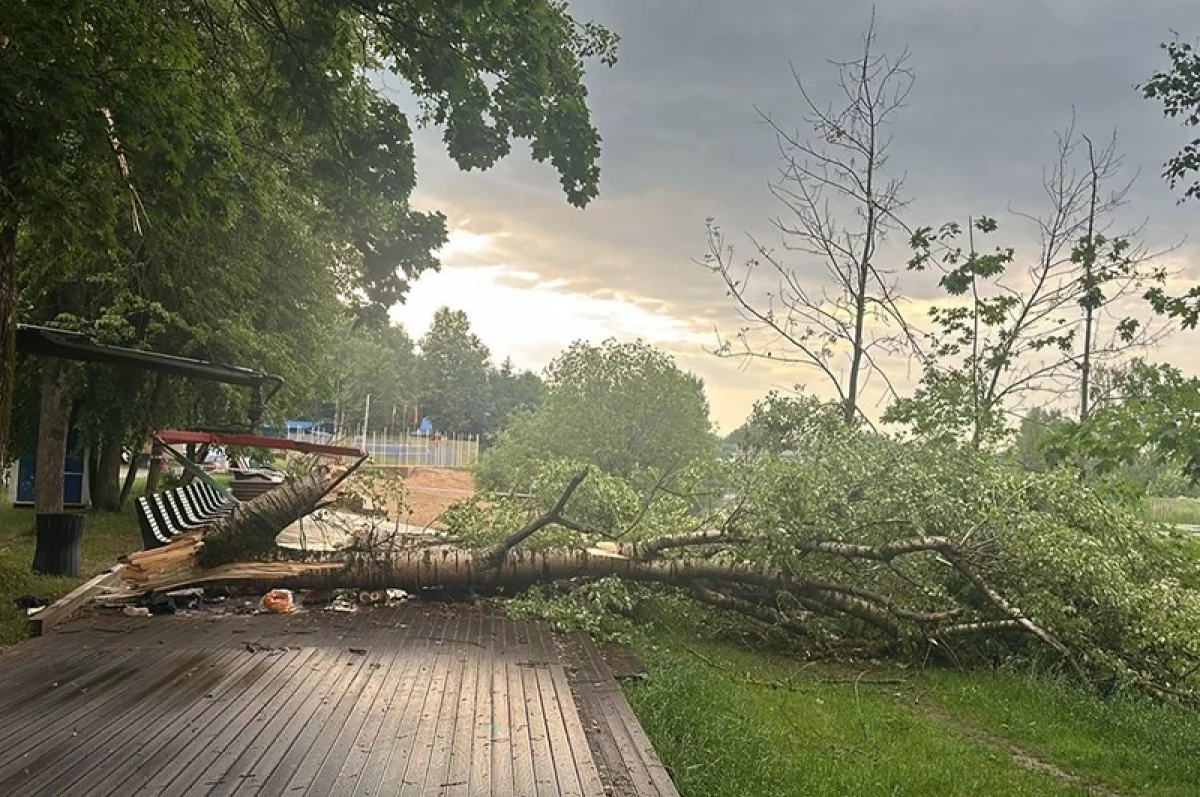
[0,603,679,797]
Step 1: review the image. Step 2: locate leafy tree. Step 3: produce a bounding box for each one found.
[416,308,493,435]
[737,391,851,457]
[0,0,619,469]
[1043,360,1200,485]
[328,321,417,436]
[1008,406,1069,473]
[1140,35,1200,327]
[487,357,542,434]
[890,172,1160,449]
[478,339,716,488]
[1142,36,1200,202]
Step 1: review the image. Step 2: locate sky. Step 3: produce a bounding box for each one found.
[385,0,1200,433]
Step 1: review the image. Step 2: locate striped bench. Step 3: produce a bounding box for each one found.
[135,482,237,550]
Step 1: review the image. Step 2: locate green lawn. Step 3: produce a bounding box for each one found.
[1146,496,1200,526]
[0,501,140,646]
[624,625,1200,796]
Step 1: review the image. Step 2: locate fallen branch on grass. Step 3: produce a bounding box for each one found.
[118,466,1081,681]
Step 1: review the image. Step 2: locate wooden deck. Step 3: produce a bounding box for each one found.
[0,603,679,797]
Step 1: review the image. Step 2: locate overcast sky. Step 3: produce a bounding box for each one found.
[386,0,1200,432]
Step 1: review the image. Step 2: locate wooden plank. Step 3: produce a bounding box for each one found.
[201,643,372,796]
[531,624,606,797]
[398,612,462,795]
[269,618,405,795]
[62,646,268,797]
[504,616,538,797]
[575,635,679,797]
[0,605,679,797]
[445,613,490,797]
[146,647,315,796]
[299,610,415,797]
[321,618,419,797]
[27,564,126,636]
[248,633,385,796]
[27,646,250,797]
[350,608,443,797]
[0,646,178,755]
[428,612,478,795]
[467,613,498,797]
[0,649,203,793]
[514,619,560,797]
[488,612,515,796]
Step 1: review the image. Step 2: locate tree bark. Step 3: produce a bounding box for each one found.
[0,121,18,471]
[92,439,125,511]
[118,443,142,508]
[34,358,76,513]
[144,441,164,495]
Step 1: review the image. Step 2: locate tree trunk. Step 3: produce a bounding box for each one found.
[144,441,164,495]
[0,121,18,471]
[32,512,84,577]
[34,358,76,514]
[118,443,142,508]
[92,440,125,511]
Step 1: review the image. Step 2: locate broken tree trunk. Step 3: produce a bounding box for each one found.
[116,464,1079,677]
[197,462,358,568]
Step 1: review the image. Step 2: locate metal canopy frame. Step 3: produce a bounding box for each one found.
[155,430,366,459]
[16,324,284,429]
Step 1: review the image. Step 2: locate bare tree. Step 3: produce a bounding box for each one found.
[703,12,916,424]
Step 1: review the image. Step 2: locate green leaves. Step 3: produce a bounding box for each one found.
[478,340,717,489]
[1,0,620,461]
[1141,36,1200,201]
[415,308,493,435]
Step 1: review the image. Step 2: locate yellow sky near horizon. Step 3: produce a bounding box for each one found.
[390,225,1200,435]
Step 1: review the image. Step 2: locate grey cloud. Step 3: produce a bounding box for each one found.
[389,0,1200,422]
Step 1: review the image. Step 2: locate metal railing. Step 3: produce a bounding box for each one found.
[285,429,479,469]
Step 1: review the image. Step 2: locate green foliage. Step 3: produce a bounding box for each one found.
[1043,360,1200,484]
[415,308,493,435]
[737,391,850,457]
[0,0,619,466]
[733,414,1200,693]
[1007,407,1069,472]
[446,456,720,549]
[478,339,717,489]
[487,357,542,434]
[506,577,637,643]
[328,321,417,434]
[1142,36,1200,204]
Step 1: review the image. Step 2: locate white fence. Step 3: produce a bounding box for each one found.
[285,429,480,469]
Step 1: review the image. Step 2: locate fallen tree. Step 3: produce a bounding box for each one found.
[114,426,1200,702]
[120,464,1082,674]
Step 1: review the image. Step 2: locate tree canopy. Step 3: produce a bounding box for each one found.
[478,339,716,488]
[0,0,619,467]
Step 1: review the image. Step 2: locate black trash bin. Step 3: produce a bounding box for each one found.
[32,513,85,577]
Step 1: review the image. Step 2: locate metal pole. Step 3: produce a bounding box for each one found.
[362,393,371,452]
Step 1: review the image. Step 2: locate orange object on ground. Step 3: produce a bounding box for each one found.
[261,589,295,613]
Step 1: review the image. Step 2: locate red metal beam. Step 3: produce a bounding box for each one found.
[155,430,366,459]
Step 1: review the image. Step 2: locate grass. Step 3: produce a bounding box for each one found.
[1146,496,1200,526]
[928,670,1200,795]
[0,501,140,646]
[623,621,1200,796]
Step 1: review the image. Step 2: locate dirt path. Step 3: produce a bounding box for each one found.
[907,698,1125,796]
[393,467,476,529]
